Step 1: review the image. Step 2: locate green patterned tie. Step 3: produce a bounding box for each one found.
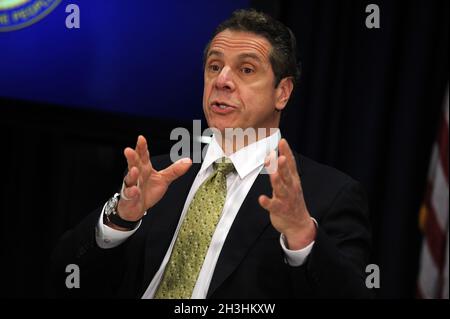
[154,157,235,299]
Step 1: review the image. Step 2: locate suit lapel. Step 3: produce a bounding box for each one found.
[207,171,273,297]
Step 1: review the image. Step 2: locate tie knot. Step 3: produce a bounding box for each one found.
[214,158,235,176]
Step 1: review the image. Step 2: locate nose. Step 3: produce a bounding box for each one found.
[215,66,235,92]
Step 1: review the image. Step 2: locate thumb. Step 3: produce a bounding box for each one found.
[160,157,192,183]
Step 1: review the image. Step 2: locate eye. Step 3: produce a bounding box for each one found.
[241,67,254,74]
[208,64,221,72]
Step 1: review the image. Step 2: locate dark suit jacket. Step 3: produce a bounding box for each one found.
[49,152,372,298]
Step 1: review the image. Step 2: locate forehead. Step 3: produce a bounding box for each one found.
[208,30,272,61]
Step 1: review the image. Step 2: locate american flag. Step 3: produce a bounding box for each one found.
[417,86,449,299]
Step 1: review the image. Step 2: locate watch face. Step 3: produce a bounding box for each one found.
[106,196,118,215]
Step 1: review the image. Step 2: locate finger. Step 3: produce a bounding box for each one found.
[124,147,142,171]
[136,135,151,167]
[278,139,298,175]
[279,138,304,192]
[117,184,143,221]
[135,136,153,181]
[258,195,273,211]
[160,158,192,183]
[278,155,293,185]
[269,171,288,198]
[122,185,141,201]
[124,166,139,187]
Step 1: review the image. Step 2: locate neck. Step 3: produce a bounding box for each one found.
[214,127,280,155]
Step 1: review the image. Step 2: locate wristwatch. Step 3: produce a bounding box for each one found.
[104,193,140,229]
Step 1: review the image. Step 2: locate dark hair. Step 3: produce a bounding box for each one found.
[204,9,300,87]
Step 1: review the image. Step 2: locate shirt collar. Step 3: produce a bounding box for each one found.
[200,129,281,179]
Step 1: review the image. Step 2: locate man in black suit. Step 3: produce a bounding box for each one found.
[50,9,371,298]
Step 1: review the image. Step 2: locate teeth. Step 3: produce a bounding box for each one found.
[219,104,227,109]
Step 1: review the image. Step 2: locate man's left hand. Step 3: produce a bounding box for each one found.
[258,139,317,250]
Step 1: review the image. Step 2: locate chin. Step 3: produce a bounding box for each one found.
[215,118,240,129]
[207,116,230,131]
[208,122,227,135]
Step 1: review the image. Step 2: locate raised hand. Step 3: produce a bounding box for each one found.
[116,135,192,224]
[258,139,316,250]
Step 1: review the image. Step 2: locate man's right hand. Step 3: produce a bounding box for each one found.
[115,135,192,223]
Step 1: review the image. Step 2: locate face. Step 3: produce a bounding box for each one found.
[203,30,293,135]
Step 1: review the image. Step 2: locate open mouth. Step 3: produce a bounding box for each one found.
[210,101,237,113]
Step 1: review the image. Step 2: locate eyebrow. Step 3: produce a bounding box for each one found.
[237,52,263,63]
[207,50,263,64]
[207,50,224,58]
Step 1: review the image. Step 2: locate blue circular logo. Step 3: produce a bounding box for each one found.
[0,0,61,32]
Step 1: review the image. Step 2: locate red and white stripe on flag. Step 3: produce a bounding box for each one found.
[417,86,449,299]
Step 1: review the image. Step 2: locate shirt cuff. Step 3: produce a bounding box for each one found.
[279,217,318,267]
[95,200,141,249]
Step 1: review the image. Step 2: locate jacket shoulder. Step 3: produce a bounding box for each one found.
[296,153,365,217]
[297,154,356,187]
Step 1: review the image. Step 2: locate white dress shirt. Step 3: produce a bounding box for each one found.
[95,130,315,298]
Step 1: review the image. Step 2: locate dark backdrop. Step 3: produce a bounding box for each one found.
[0,0,448,298]
[256,0,449,298]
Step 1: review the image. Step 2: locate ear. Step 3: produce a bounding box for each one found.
[275,77,294,111]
